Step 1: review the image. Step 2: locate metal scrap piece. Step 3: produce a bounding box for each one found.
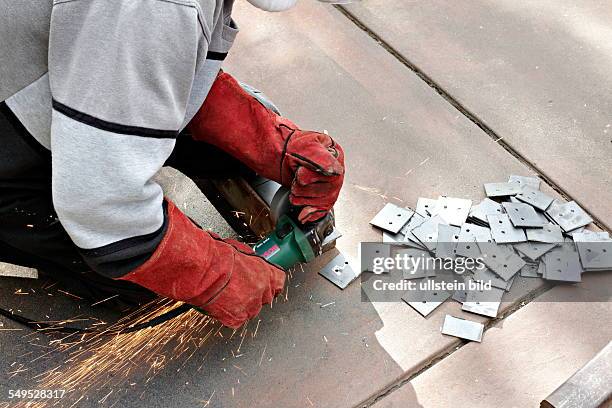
[452,288,469,303]
[514,241,557,261]
[526,223,564,243]
[520,262,541,278]
[472,267,512,290]
[436,196,472,226]
[415,197,439,218]
[542,246,583,282]
[468,198,503,224]
[0,264,38,279]
[360,243,391,274]
[462,286,505,318]
[319,253,358,289]
[441,315,484,342]
[484,182,523,197]
[546,200,594,232]
[370,203,414,234]
[400,248,434,280]
[502,202,547,228]
[455,223,493,258]
[402,213,427,247]
[508,175,541,190]
[411,215,446,252]
[515,186,554,211]
[435,224,461,258]
[487,214,527,243]
[403,284,451,317]
[572,232,612,271]
[478,242,526,280]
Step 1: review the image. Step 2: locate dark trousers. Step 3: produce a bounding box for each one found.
[0,103,246,304]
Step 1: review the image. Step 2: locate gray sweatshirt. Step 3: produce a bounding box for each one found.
[1,0,237,276]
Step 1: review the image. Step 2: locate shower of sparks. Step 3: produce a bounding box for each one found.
[9,264,297,407]
[10,299,222,407]
[5,204,300,407]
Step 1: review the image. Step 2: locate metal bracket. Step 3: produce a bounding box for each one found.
[370,203,414,234]
[469,198,503,224]
[435,224,461,258]
[441,315,484,342]
[455,223,493,258]
[484,182,523,197]
[502,202,547,228]
[462,286,504,318]
[436,196,472,226]
[411,215,446,252]
[403,284,451,317]
[478,242,526,280]
[487,214,527,243]
[508,175,541,190]
[415,197,440,218]
[319,253,359,289]
[515,186,554,211]
[514,242,557,261]
[572,232,612,272]
[546,201,593,232]
[526,224,564,243]
[360,242,392,274]
[542,246,583,282]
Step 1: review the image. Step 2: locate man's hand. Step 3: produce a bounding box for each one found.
[188,72,346,224]
[119,200,286,329]
[282,130,345,223]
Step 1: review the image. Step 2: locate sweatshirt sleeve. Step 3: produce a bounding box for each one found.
[48,0,206,277]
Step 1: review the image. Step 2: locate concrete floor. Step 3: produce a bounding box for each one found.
[0,1,610,407]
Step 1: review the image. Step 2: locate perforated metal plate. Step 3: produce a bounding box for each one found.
[403,285,451,317]
[402,213,427,247]
[508,175,541,190]
[435,224,461,258]
[515,186,554,211]
[472,267,511,290]
[462,286,504,318]
[526,223,564,243]
[441,315,484,342]
[415,197,439,217]
[411,216,446,252]
[319,253,358,289]
[399,248,434,279]
[452,288,469,303]
[520,262,541,278]
[478,242,526,280]
[455,224,493,258]
[542,246,583,282]
[546,200,594,232]
[502,202,547,228]
[469,198,503,224]
[487,214,527,243]
[370,203,414,234]
[484,182,523,197]
[514,242,557,261]
[360,243,392,274]
[572,232,612,271]
[436,196,472,226]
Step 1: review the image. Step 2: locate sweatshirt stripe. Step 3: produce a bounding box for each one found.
[52,99,179,139]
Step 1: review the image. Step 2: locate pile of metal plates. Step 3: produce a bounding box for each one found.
[367,175,611,342]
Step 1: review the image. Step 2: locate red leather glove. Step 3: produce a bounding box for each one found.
[118,200,286,329]
[188,72,345,223]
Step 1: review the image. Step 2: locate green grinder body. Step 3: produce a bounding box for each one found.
[253,215,316,269]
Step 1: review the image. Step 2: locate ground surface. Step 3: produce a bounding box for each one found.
[0,2,610,407]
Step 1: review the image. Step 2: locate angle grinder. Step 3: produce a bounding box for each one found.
[253,183,339,269]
